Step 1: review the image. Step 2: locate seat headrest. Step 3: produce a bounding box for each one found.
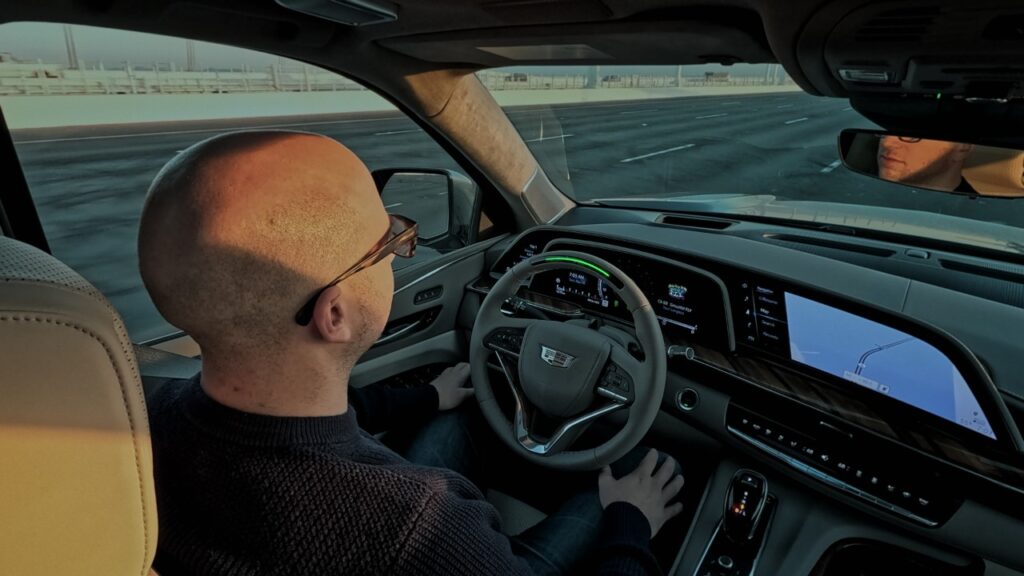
[962,146,1024,197]
[0,236,157,576]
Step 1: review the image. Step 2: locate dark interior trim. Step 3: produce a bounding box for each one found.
[0,106,49,252]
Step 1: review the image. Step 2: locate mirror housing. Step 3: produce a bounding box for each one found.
[839,129,1024,198]
[372,168,482,249]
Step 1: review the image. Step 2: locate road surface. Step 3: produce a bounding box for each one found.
[12,91,880,340]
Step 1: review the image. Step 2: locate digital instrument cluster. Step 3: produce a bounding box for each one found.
[524,243,730,348]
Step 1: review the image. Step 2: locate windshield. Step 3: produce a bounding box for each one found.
[482,65,1024,256]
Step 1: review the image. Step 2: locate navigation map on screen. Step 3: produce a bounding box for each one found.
[784,293,996,439]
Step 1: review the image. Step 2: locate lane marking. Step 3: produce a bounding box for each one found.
[696,113,728,119]
[525,134,574,142]
[777,104,794,109]
[785,117,809,125]
[620,109,658,115]
[620,143,694,163]
[842,106,853,111]
[15,116,408,144]
[384,202,403,208]
[374,129,419,136]
[820,159,843,173]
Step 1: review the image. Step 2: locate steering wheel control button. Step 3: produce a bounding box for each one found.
[675,388,699,412]
[485,328,524,355]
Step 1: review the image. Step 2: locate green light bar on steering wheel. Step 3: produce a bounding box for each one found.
[542,256,610,278]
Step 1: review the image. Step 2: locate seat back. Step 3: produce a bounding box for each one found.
[0,236,157,576]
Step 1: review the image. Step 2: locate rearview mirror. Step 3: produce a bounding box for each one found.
[839,129,1024,198]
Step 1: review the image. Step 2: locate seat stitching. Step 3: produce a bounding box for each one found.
[0,315,150,576]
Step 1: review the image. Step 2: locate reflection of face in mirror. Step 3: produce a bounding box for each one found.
[876,136,974,192]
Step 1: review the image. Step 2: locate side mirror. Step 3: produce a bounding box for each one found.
[839,128,1024,198]
[372,168,482,249]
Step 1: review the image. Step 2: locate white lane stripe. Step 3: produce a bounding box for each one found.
[696,113,728,119]
[620,143,694,163]
[777,104,793,109]
[15,116,408,144]
[384,202,403,208]
[620,109,658,115]
[842,106,853,111]
[374,129,419,136]
[785,117,809,125]
[820,159,843,173]
[525,134,574,142]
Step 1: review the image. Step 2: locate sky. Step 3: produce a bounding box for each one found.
[0,22,779,77]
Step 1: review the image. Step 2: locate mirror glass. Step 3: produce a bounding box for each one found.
[379,173,450,239]
[840,130,1024,198]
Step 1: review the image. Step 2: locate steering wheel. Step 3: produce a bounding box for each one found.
[469,250,667,471]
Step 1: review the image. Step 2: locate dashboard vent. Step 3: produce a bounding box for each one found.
[658,214,736,231]
[855,6,940,43]
[762,234,897,257]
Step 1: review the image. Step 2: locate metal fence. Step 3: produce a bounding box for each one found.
[0,63,365,96]
[0,60,795,96]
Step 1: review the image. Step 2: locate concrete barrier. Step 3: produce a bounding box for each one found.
[1,84,801,129]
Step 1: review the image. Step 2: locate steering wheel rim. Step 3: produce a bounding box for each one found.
[469,250,667,471]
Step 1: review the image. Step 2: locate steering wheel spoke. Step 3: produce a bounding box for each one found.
[595,344,639,405]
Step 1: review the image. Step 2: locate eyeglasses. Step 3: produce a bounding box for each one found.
[294,214,418,326]
[876,135,923,143]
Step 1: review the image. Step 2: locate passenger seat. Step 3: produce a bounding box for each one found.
[0,236,158,576]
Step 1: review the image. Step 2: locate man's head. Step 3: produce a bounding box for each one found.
[877,136,973,191]
[139,131,394,368]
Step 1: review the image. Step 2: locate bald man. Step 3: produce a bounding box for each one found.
[141,131,683,576]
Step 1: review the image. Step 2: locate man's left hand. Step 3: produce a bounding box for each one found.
[430,362,474,411]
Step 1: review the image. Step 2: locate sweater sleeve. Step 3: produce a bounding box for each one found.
[392,484,534,576]
[393,481,661,576]
[349,382,440,434]
[594,502,662,576]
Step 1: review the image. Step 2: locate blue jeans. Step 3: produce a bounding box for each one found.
[401,406,672,576]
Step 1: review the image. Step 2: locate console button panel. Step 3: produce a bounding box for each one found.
[727,404,961,526]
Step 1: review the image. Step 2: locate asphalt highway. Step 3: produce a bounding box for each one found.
[11,91,875,340]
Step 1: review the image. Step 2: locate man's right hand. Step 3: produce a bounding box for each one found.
[598,448,685,537]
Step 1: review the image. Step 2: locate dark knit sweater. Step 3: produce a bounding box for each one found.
[149,378,658,575]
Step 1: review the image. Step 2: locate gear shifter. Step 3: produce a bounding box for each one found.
[694,469,773,576]
[723,470,768,543]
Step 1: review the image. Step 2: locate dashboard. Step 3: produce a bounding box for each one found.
[488,224,1024,530]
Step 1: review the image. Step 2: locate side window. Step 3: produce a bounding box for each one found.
[0,22,482,342]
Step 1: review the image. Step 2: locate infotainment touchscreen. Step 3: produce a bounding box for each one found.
[741,284,996,439]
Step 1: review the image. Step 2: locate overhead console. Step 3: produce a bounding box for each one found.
[795,0,1024,136]
[488,227,1024,527]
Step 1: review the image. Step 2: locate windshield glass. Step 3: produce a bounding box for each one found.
[482,65,1024,256]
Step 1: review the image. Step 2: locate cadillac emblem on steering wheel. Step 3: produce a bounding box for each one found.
[540,345,576,368]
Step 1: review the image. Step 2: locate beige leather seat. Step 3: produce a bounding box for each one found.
[962,146,1024,197]
[0,236,157,576]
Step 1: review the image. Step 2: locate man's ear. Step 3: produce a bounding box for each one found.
[311,285,355,343]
